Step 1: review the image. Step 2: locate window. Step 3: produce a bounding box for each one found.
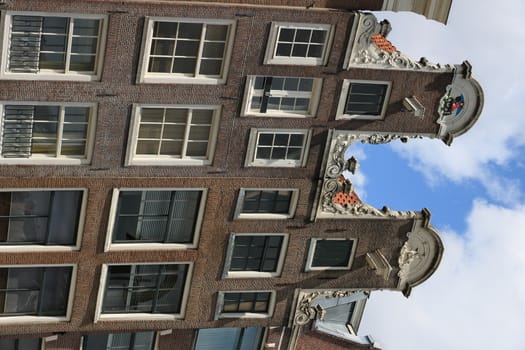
[245,129,310,167]
[0,338,42,350]
[336,80,391,120]
[264,22,333,65]
[216,291,274,319]
[2,12,106,80]
[0,265,74,323]
[83,332,156,350]
[223,234,288,278]
[96,263,191,321]
[235,189,298,219]
[0,103,96,164]
[105,189,206,250]
[138,17,235,84]
[194,327,264,350]
[305,238,357,271]
[241,76,322,117]
[126,105,220,166]
[0,190,84,249]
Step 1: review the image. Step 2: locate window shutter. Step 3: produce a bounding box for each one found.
[9,16,42,73]
[2,105,35,158]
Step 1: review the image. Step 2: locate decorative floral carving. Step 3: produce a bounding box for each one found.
[317,132,421,219]
[349,13,454,72]
[397,241,422,281]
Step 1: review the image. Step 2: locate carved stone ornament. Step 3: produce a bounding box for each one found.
[316,131,421,219]
[293,290,369,326]
[437,61,484,144]
[347,13,454,72]
[397,223,444,295]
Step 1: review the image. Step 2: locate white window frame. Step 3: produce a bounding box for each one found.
[0,102,97,164]
[125,104,220,166]
[0,188,87,252]
[0,264,77,324]
[245,128,311,168]
[234,188,299,220]
[264,22,334,66]
[94,262,193,322]
[305,238,358,271]
[241,76,322,118]
[137,17,236,85]
[215,291,275,319]
[0,11,107,81]
[0,337,45,350]
[336,80,391,120]
[222,233,288,278]
[104,188,207,251]
[80,332,159,350]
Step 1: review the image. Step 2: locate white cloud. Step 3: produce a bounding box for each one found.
[360,200,525,350]
[377,0,525,205]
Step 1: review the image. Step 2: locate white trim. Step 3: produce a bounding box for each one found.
[264,22,334,66]
[0,264,77,324]
[137,17,236,85]
[0,188,87,252]
[94,262,193,322]
[125,104,220,166]
[222,233,288,278]
[0,102,97,164]
[241,75,322,118]
[215,290,275,319]
[305,238,358,271]
[104,188,207,251]
[234,188,299,220]
[0,11,107,81]
[335,80,391,120]
[245,128,311,168]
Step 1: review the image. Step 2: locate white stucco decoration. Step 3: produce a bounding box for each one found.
[397,216,444,296]
[345,13,454,72]
[437,61,484,145]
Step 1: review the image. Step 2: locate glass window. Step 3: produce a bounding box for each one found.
[247,129,309,167]
[83,332,155,350]
[101,264,189,315]
[221,292,271,314]
[0,104,94,162]
[265,22,332,65]
[0,338,42,350]
[0,266,73,317]
[7,14,104,77]
[141,18,235,83]
[245,76,321,117]
[194,327,264,350]
[229,235,284,273]
[306,238,357,271]
[237,189,295,218]
[127,106,219,165]
[111,190,203,244]
[336,81,391,119]
[0,190,82,245]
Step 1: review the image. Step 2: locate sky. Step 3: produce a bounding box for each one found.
[357,0,525,349]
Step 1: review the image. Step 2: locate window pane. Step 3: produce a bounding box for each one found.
[312,240,353,267]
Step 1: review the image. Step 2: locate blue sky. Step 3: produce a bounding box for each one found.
[357,1,525,349]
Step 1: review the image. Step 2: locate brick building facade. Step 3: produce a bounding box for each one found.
[0,0,482,349]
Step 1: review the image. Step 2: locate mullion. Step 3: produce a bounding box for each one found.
[151,266,163,312]
[36,267,46,315]
[43,191,55,244]
[259,77,273,113]
[162,191,176,242]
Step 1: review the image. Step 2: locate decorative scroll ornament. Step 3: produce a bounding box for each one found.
[347,13,454,72]
[316,132,421,219]
[397,224,444,296]
[293,290,368,326]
